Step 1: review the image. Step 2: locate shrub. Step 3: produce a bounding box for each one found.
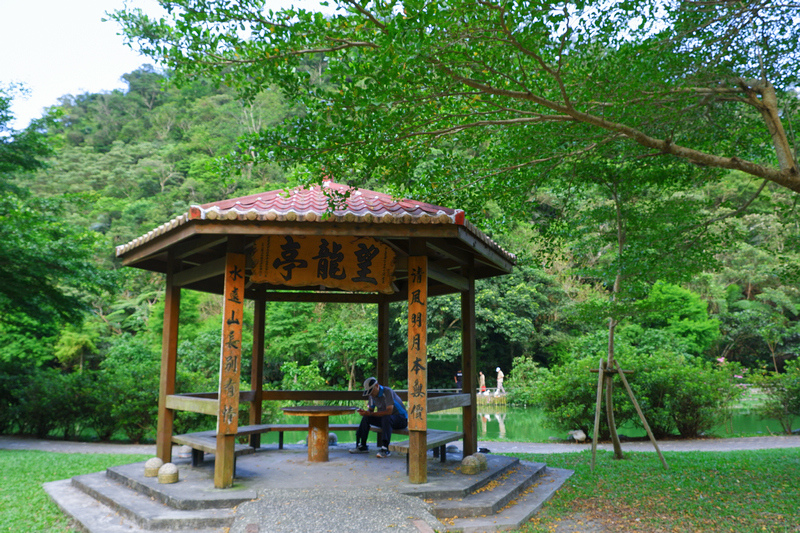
[622,351,741,438]
[532,356,637,438]
[83,372,119,440]
[100,335,160,443]
[11,368,68,438]
[507,355,546,406]
[752,359,800,434]
[530,350,740,440]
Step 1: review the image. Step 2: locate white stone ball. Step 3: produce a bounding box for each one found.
[159,463,178,474]
[144,457,164,477]
[157,462,179,484]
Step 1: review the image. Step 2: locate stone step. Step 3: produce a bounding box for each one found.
[431,461,547,518]
[444,466,574,532]
[70,471,236,530]
[43,478,227,533]
[106,461,257,510]
[398,454,521,500]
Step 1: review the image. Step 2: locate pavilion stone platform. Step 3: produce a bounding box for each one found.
[44,443,573,533]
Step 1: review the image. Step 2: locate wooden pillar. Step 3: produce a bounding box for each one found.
[377,296,390,385]
[215,248,246,489]
[249,298,266,448]
[156,253,180,463]
[461,261,478,456]
[407,249,428,484]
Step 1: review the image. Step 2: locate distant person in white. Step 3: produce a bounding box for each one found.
[495,367,506,395]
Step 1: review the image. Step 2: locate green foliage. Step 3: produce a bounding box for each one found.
[113,0,799,216]
[393,263,568,387]
[53,324,99,371]
[0,85,51,174]
[506,355,545,407]
[528,338,742,438]
[636,282,721,356]
[263,302,326,364]
[0,367,117,440]
[321,304,377,390]
[1,90,117,343]
[280,361,328,391]
[3,8,800,447]
[0,192,117,338]
[0,325,55,368]
[623,351,743,438]
[751,359,800,434]
[532,356,637,438]
[99,335,160,442]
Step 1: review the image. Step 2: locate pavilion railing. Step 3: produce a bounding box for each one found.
[165,390,471,415]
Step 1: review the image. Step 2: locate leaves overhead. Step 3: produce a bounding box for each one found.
[112,0,800,218]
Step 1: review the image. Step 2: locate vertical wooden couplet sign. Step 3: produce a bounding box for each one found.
[407,255,428,483]
[215,252,245,489]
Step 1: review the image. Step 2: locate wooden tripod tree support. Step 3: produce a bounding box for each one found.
[590,358,668,472]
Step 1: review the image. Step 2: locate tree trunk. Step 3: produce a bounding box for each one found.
[606,320,624,460]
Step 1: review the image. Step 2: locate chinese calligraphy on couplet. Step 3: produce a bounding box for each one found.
[407,256,427,430]
[250,235,396,293]
[218,253,245,435]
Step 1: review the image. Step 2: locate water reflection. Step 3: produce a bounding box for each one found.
[259,406,798,445]
[424,406,799,441]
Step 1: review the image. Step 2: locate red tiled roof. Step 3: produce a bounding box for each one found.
[115,181,515,263]
[189,181,466,224]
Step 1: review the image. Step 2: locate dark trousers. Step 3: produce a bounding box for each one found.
[356,413,408,447]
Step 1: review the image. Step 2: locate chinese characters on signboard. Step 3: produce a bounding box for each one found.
[218,253,245,435]
[407,256,427,430]
[250,235,396,293]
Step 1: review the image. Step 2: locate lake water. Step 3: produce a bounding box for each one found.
[425,406,798,441]
[260,405,797,445]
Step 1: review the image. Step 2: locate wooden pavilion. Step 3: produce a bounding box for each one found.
[115,181,516,488]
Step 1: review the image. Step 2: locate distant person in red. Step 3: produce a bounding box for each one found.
[479,371,486,393]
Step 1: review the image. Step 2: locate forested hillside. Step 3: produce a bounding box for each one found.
[2,61,798,442]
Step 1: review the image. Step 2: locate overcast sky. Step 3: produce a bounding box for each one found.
[1,0,327,130]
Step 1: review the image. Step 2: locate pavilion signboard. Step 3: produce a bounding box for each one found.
[251,235,396,293]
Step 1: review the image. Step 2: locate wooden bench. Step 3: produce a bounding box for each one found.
[171,430,254,468]
[172,423,360,468]
[388,429,463,473]
[368,425,410,446]
[239,423,359,450]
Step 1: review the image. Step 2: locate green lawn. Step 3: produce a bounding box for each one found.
[2,448,798,532]
[0,450,149,532]
[516,448,800,533]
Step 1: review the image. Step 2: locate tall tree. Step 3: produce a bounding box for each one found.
[0,88,115,345]
[112,0,799,216]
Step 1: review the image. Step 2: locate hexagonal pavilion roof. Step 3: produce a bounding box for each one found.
[116,181,515,300]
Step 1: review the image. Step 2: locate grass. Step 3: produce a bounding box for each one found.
[515,447,800,533]
[0,450,149,532]
[2,447,799,532]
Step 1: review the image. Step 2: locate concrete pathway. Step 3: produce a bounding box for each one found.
[2,434,799,455]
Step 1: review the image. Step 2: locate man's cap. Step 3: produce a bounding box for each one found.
[496,367,501,372]
[362,377,378,396]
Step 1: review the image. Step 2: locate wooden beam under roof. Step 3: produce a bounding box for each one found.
[173,257,227,287]
[427,261,469,292]
[426,238,473,266]
[457,226,515,273]
[173,235,228,260]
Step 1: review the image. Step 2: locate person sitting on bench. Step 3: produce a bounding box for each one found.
[350,377,408,458]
